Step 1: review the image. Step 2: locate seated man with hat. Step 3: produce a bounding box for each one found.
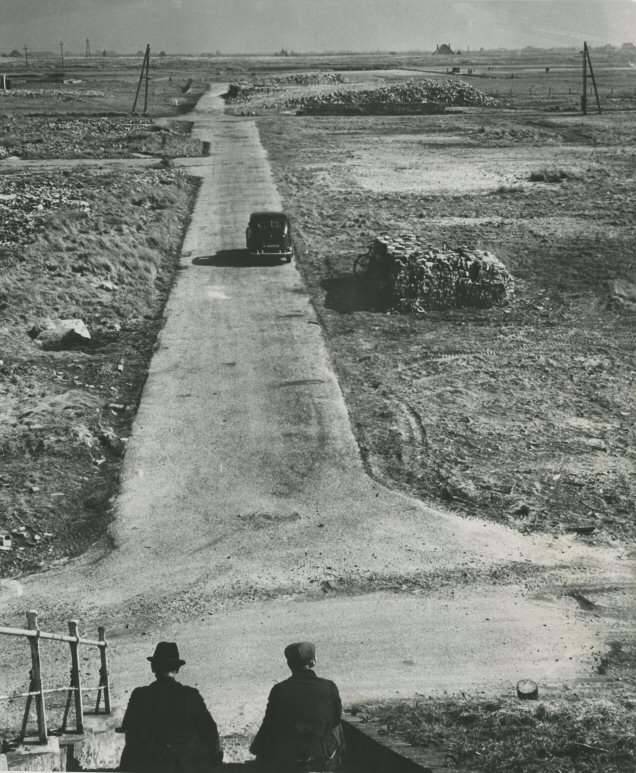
[119,641,223,772]
[250,641,344,772]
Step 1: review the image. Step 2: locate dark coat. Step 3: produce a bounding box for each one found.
[250,669,343,770]
[119,675,223,773]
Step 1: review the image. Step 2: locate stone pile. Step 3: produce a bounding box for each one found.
[225,72,344,102]
[0,115,200,159]
[0,87,106,99]
[284,79,495,111]
[0,169,183,248]
[369,234,514,312]
[0,174,91,247]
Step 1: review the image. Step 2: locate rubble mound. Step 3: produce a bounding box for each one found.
[225,72,344,102]
[368,234,514,312]
[0,173,91,248]
[0,87,106,100]
[285,79,495,111]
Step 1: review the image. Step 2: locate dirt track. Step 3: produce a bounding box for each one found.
[0,87,633,743]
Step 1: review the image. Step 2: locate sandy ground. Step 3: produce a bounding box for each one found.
[0,87,634,749]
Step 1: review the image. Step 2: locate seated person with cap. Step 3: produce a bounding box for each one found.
[119,641,223,772]
[250,641,344,772]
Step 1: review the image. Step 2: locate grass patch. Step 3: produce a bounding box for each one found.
[528,167,569,183]
[0,167,197,577]
[355,694,635,773]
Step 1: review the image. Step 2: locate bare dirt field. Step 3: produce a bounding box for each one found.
[255,95,635,545]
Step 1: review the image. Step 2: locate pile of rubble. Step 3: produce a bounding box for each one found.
[284,79,495,111]
[225,72,344,102]
[0,115,202,159]
[0,87,106,99]
[368,234,514,312]
[0,173,92,247]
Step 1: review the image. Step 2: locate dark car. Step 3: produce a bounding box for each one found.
[246,211,294,262]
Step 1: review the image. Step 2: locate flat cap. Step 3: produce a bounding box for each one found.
[284,641,316,667]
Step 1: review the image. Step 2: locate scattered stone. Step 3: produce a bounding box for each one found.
[611,279,636,310]
[0,87,106,99]
[567,590,597,611]
[34,319,91,350]
[571,523,596,535]
[99,428,126,456]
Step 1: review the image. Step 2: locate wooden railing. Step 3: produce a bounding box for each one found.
[0,610,110,744]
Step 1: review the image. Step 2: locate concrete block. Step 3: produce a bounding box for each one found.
[6,736,62,771]
[61,714,124,772]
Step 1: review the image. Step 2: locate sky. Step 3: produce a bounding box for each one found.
[1,1,634,55]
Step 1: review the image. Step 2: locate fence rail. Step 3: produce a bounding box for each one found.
[0,610,110,744]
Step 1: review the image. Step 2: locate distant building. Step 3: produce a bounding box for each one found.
[433,43,455,55]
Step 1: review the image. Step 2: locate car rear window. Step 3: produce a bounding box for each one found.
[251,215,287,230]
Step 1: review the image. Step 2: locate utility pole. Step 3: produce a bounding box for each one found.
[60,41,64,68]
[143,45,150,114]
[131,44,151,114]
[24,44,29,71]
[85,38,91,60]
[582,42,586,114]
[585,42,601,114]
[581,41,601,115]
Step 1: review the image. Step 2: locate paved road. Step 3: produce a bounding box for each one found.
[1,87,632,744]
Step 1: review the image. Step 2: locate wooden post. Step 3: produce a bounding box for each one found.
[517,679,539,700]
[26,611,48,743]
[582,42,587,114]
[585,42,602,114]
[96,626,111,715]
[132,46,147,114]
[68,620,85,732]
[60,41,64,68]
[24,44,29,71]
[132,44,150,114]
[143,45,151,114]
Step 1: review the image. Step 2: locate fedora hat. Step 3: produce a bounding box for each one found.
[147,641,186,667]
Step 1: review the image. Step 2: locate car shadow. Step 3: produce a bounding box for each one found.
[322,274,390,314]
[193,250,287,268]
